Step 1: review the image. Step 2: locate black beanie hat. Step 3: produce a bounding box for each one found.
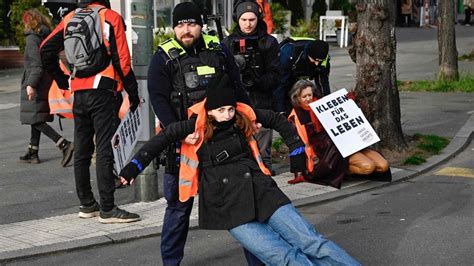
[308,40,329,60]
[234,1,260,21]
[205,74,237,110]
[172,2,203,28]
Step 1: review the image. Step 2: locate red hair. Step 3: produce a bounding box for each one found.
[22,9,52,33]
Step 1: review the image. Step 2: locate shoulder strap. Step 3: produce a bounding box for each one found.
[159,38,186,59]
[202,34,221,51]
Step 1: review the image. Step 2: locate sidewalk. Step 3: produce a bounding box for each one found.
[0,112,472,262]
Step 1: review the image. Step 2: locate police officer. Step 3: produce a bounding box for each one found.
[275,38,331,115]
[146,2,252,265]
[223,0,280,172]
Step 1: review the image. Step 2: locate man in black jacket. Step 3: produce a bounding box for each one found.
[146,2,252,265]
[223,0,280,173]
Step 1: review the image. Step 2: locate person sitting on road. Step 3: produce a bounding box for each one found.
[118,74,360,265]
[287,79,391,187]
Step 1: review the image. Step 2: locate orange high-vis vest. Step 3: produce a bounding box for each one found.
[48,61,74,119]
[288,109,317,173]
[48,60,132,120]
[178,100,271,202]
[61,5,123,92]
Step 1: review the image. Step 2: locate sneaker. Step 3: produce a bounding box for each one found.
[78,202,100,218]
[98,206,140,224]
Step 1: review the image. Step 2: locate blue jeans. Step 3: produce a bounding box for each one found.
[229,204,360,266]
[161,173,264,266]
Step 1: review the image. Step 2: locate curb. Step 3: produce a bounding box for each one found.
[1,114,472,263]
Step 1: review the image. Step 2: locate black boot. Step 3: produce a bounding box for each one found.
[19,144,40,164]
[56,138,74,167]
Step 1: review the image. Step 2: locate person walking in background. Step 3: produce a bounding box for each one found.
[41,0,140,223]
[19,9,74,166]
[223,0,280,173]
[401,0,413,26]
[119,74,360,266]
[464,0,474,25]
[287,79,391,186]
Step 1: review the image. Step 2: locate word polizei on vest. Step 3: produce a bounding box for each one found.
[313,94,365,137]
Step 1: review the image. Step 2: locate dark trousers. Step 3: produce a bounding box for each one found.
[161,172,194,266]
[465,8,473,25]
[254,127,273,170]
[314,73,331,97]
[30,122,62,146]
[72,90,122,212]
[161,173,263,266]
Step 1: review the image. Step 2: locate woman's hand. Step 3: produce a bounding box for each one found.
[119,162,141,185]
[120,176,134,186]
[252,122,262,134]
[26,85,35,101]
[184,132,200,144]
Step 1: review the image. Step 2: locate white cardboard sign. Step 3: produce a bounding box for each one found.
[309,88,380,158]
[112,106,143,174]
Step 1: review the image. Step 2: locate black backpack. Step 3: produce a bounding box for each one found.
[64,6,110,78]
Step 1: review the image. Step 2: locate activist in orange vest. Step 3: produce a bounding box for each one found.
[287,79,391,187]
[40,0,141,223]
[118,74,360,265]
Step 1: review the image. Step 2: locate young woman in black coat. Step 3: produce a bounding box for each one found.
[119,74,360,265]
[19,9,74,166]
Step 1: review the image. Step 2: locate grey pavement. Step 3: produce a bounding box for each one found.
[0,26,473,263]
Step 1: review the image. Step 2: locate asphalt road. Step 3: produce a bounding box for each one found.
[7,138,473,266]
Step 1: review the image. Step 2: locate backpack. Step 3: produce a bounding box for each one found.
[64,6,110,78]
[279,37,315,78]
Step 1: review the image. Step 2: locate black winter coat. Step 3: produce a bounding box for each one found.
[131,108,303,230]
[20,26,54,125]
[222,21,280,110]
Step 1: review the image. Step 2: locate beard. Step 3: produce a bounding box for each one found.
[178,33,198,48]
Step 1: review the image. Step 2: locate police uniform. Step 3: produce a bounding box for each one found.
[146,6,250,263]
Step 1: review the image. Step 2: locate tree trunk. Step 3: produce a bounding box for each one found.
[353,0,406,151]
[437,0,459,81]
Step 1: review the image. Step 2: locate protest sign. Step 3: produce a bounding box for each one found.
[309,88,380,158]
[111,106,143,174]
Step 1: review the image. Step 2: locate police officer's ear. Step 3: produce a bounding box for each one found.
[232,0,263,22]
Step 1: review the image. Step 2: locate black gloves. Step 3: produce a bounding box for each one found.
[119,161,141,183]
[290,153,307,174]
[55,73,70,90]
[129,95,140,112]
